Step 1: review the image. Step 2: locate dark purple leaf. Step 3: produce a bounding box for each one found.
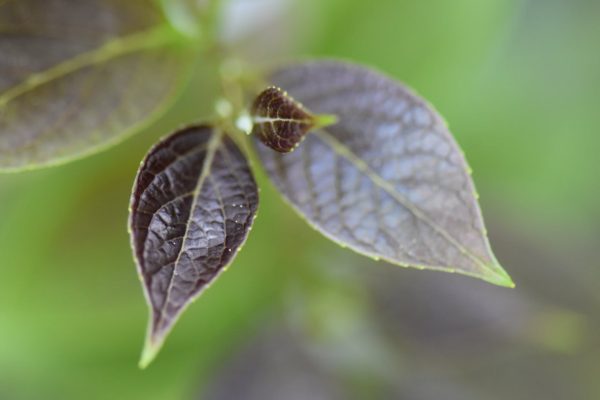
[250,86,335,153]
[255,60,512,287]
[130,125,258,367]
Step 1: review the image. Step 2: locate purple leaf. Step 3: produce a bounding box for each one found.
[255,60,512,288]
[130,125,258,367]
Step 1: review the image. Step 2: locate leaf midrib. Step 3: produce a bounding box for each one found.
[156,129,224,332]
[252,116,313,124]
[314,129,495,273]
[0,25,179,108]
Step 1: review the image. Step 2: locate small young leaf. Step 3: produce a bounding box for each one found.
[255,60,513,288]
[0,0,195,171]
[130,125,259,367]
[250,86,337,153]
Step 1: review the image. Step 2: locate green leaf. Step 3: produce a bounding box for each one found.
[0,0,196,171]
[129,125,259,368]
[255,60,513,287]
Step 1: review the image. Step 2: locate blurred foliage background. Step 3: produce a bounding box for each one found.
[1,0,599,399]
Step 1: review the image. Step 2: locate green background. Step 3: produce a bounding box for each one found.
[1,0,599,399]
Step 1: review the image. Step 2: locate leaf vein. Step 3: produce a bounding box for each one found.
[314,129,487,270]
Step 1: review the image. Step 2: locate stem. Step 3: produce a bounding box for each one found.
[159,0,222,41]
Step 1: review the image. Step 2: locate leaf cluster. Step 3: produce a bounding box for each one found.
[0,0,513,366]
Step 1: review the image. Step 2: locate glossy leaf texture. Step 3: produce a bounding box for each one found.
[255,60,513,287]
[0,0,194,171]
[130,125,259,367]
[251,86,319,153]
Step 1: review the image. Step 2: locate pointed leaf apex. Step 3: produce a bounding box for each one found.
[313,113,339,129]
[138,319,169,369]
[138,338,161,369]
[480,262,515,288]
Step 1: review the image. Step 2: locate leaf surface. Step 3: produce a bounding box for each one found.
[0,0,194,171]
[130,125,259,367]
[255,60,512,287]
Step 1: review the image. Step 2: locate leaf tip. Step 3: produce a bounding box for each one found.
[138,316,171,369]
[480,263,515,288]
[313,113,339,129]
[138,332,165,369]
